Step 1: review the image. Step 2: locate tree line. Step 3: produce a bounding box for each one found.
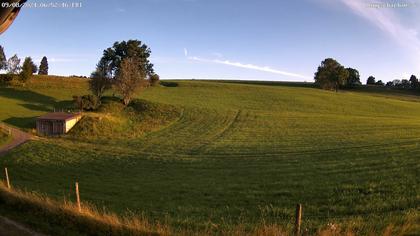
[0,45,49,85]
[314,58,419,92]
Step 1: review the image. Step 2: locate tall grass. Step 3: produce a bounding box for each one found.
[0,183,418,236]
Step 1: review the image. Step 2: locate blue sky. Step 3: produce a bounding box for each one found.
[1,0,420,82]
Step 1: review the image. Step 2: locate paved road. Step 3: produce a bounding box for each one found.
[0,123,33,156]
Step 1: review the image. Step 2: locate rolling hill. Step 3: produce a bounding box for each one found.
[0,76,419,234]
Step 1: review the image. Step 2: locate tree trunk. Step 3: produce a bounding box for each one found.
[123,97,130,106]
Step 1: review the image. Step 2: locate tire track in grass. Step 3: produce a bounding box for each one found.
[190,109,242,154]
[133,107,239,156]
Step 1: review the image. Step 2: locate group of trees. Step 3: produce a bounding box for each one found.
[366,76,384,86]
[314,58,419,92]
[366,74,420,90]
[383,75,419,90]
[314,58,361,91]
[88,40,160,106]
[0,45,49,84]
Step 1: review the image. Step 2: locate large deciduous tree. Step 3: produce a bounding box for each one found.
[366,76,376,85]
[98,40,154,79]
[314,58,349,91]
[114,57,147,105]
[345,67,361,88]
[38,56,48,75]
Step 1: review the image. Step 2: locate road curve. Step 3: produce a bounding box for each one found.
[0,123,33,156]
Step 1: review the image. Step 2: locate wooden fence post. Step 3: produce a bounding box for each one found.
[4,167,10,189]
[75,182,81,212]
[295,204,302,236]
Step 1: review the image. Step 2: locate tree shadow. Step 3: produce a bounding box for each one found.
[20,103,52,112]
[4,116,37,130]
[160,81,179,87]
[54,100,75,110]
[0,87,77,129]
[0,87,56,105]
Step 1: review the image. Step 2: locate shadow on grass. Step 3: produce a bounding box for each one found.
[20,104,51,112]
[160,81,179,87]
[0,87,76,129]
[3,117,37,130]
[0,87,56,105]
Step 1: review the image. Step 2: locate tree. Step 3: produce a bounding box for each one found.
[366,76,376,85]
[98,40,154,79]
[89,61,112,99]
[38,56,48,75]
[149,74,160,86]
[31,62,38,74]
[20,57,36,83]
[314,58,349,91]
[401,79,410,89]
[73,95,101,111]
[409,75,419,89]
[392,79,402,88]
[0,45,6,71]
[114,57,146,105]
[345,68,361,88]
[375,80,384,86]
[6,54,21,74]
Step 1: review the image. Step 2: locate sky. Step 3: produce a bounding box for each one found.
[1,0,420,82]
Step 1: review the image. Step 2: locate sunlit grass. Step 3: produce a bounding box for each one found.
[0,78,419,234]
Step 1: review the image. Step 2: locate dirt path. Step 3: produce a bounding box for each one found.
[0,123,33,156]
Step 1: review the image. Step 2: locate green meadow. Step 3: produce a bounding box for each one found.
[0,76,419,233]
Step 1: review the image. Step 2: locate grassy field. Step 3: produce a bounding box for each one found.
[0,76,419,234]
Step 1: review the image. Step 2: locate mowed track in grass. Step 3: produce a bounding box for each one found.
[0,78,419,232]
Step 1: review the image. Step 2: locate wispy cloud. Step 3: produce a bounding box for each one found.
[185,50,310,80]
[339,0,420,68]
[184,48,188,57]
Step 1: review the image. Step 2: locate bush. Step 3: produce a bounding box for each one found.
[149,74,160,86]
[73,95,101,111]
[0,74,13,86]
[0,74,19,86]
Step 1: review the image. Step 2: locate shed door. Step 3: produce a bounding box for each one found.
[42,121,53,135]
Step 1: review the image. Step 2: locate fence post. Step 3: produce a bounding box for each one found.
[75,182,81,212]
[295,204,302,236]
[4,167,10,189]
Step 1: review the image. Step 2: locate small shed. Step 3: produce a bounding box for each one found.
[36,112,82,136]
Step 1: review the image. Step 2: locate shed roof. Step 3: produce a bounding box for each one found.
[37,112,81,121]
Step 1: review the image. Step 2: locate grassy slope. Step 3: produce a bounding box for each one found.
[0,131,11,146]
[0,78,419,233]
